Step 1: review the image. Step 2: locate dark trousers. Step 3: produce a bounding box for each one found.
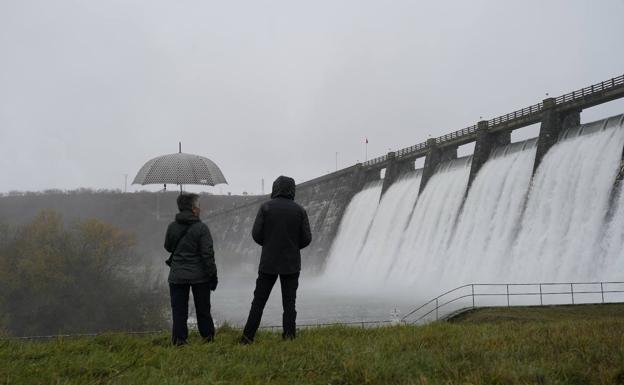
[169,282,215,344]
[243,272,300,340]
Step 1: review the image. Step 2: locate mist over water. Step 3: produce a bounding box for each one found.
[322,115,624,306]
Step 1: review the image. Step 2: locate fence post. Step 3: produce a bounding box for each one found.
[471,284,475,309]
[506,284,510,307]
[601,282,604,304]
[571,283,575,305]
[539,284,543,306]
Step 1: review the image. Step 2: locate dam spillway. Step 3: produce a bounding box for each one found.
[205,75,624,285]
[321,115,624,296]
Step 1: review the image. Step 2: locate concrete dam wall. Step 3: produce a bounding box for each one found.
[206,165,378,272]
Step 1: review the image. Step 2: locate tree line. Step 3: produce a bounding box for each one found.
[0,210,168,336]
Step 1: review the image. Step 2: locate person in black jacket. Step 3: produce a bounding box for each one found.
[240,175,312,344]
[164,193,218,345]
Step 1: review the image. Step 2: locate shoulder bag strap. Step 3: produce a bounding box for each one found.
[166,223,195,266]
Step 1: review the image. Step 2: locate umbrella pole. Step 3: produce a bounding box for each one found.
[156,184,166,221]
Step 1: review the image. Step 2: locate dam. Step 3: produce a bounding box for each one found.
[206,75,624,295]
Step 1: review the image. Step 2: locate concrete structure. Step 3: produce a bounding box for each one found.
[467,121,511,189]
[419,138,458,193]
[533,98,581,175]
[380,152,415,196]
[206,164,370,272]
[206,74,624,268]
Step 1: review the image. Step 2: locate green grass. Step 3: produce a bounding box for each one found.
[1,304,624,385]
[449,303,624,323]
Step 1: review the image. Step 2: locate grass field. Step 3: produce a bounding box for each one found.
[1,304,624,385]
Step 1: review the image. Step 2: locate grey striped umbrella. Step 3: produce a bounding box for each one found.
[133,149,227,188]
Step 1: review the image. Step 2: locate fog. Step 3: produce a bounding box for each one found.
[2,1,624,331]
[1,0,624,195]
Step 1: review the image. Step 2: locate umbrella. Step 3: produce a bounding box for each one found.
[133,143,227,191]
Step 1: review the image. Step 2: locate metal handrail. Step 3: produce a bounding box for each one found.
[402,281,624,324]
[6,281,624,340]
[555,75,624,105]
[362,155,388,167]
[3,320,395,341]
[260,319,393,331]
[360,74,624,167]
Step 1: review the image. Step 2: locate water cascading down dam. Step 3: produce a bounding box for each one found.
[322,115,624,297]
[206,75,624,297]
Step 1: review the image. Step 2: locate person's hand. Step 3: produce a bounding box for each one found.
[208,276,218,291]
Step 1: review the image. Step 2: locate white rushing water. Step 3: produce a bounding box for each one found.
[443,140,537,288]
[322,181,382,282]
[511,117,624,283]
[348,171,422,287]
[391,157,471,292]
[601,182,624,280]
[322,115,624,301]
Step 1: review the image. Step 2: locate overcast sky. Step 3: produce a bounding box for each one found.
[1,0,623,195]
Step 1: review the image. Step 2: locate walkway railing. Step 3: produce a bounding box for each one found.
[555,74,624,105]
[3,321,395,341]
[401,281,624,324]
[362,74,624,167]
[260,319,393,332]
[5,281,624,340]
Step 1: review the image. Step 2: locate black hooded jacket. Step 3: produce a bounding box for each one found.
[252,176,312,274]
[164,211,217,284]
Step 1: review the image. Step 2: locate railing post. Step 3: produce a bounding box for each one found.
[539,284,543,306]
[435,298,439,321]
[601,282,604,304]
[506,284,510,307]
[571,283,575,305]
[471,284,475,309]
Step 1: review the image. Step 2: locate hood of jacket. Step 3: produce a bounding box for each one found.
[175,210,200,225]
[271,175,296,200]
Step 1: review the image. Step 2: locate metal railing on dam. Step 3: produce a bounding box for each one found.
[401,281,624,324]
[363,74,624,167]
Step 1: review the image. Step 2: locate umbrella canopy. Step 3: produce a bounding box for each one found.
[132,152,227,187]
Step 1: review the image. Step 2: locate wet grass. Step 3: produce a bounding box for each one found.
[449,303,624,324]
[1,304,624,384]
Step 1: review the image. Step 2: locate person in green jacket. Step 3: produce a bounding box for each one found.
[164,193,218,345]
